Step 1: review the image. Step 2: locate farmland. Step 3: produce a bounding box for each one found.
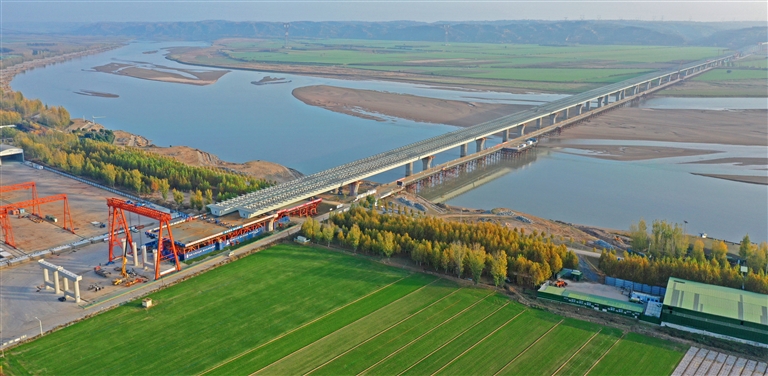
[171,39,722,92]
[4,244,687,375]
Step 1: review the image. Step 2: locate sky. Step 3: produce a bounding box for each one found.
[2,0,767,24]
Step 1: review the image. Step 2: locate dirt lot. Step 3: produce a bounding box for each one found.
[0,162,157,254]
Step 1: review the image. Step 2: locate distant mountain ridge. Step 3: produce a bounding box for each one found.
[37,20,768,48]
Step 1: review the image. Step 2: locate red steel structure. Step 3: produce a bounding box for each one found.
[0,194,74,248]
[107,198,181,279]
[276,198,321,219]
[0,182,40,215]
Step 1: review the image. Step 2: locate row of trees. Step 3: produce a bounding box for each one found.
[302,206,579,288]
[0,90,70,128]
[15,131,272,203]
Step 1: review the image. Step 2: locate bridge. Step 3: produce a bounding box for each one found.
[209,55,733,219]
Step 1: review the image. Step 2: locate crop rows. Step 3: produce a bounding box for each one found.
[6,245,686,376]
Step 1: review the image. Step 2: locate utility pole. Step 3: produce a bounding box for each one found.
[283,23,291,48]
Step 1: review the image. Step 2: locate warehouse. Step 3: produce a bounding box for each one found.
[661,277,768,347]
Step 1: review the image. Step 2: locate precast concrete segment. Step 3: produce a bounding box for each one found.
[208,54,733,218]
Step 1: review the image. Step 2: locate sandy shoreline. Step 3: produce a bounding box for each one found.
[293,85,531,127]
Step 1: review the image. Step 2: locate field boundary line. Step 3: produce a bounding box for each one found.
[251,278,439,376]
[197,275,411,376]
[429,309,527,376]
[551,329,602,376]
[582,332,626,376]
[357,291,495,376]
[492,319,564,376]
[303,288,467,376]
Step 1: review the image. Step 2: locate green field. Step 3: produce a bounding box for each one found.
[174,39,723,92]
[4,244,687,375]
[693,68,768,81]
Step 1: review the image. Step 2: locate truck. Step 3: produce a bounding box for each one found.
[45,215,58,223]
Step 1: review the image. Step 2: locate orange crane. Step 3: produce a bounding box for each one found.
[0,194,74,248]
[0,182,40,215]
[106,198,181,280]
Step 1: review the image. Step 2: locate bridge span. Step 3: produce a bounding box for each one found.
[209,55,733,219]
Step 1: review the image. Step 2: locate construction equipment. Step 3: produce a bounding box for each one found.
[106,198,181,280]
[0,182,40,215]
[0,194,74,248]
[94,266,111,278]
[554,280,568,288]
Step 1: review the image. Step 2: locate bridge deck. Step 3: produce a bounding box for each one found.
[209,54,733,218]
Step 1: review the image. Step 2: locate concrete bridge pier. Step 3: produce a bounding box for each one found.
[501,129,510,142]
[475,138,486,152]
[632,86,638,95]
[349,181,361,196]
[585,101,591,111]
[603,96,610,106]
[596,96,603,108]
[405,162,414,177]
[549,113,558,125]
[563,107,570,119]
[614,92,621,101]
[645,82,651,90]
[422,156,434,170]
[518,124,526,137]
[535,118,542,129]
[575,105,583,116]
[460,143,468,157]
[619,90,625,100]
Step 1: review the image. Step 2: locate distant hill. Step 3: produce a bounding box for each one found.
[39,20,768,48]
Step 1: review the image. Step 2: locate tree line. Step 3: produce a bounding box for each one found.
[302,206,579,288]
[0,90,70,129]
[14,131,271,204]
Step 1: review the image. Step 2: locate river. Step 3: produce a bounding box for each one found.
[10,41,767,242]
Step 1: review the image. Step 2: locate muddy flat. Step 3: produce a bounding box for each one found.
[684,157,768,166]
[293,85,531,127]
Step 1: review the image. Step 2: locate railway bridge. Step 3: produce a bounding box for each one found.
[209,55,733,219]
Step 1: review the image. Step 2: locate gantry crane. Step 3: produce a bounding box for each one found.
[106,198,181,280]
[0,194,74,248]
[0,182,40,215]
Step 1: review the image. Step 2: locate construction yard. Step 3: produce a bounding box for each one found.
[3,244,688,375]
[0,162,157,255]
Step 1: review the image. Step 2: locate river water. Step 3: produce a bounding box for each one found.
[11,41,767,242]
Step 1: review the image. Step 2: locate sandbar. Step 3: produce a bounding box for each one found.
[252,76,291,85]
[293,85,531,127]
[93,62,228,86]
[692,173,768,185]
[553,144,721,161]
[684,157,768,166]
[551,108,767,146]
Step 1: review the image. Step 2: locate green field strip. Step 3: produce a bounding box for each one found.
[199,274,426,376]
[434,310,561,376]
[11,245,413,376]
[363,296,512,376]
[496,319,601,376]
[408,306,527,376]
[586,333,687,376]
[206,274,438,376]
[551,329,602,376]
[313,289,494,376]
[254,278,453,376]
[582,332,626,376]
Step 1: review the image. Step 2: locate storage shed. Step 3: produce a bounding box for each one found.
[660,277,768,347]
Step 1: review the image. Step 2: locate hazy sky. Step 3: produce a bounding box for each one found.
[2,0,767,23]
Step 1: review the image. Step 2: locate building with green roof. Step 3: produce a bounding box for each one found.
[661,277,768,346]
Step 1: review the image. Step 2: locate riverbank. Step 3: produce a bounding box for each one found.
[66,120,301,183]
[293,85,531,126]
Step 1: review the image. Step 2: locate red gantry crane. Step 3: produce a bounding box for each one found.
[0,194,74,248]
[0,182,40,215]
[106,198,181,280]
